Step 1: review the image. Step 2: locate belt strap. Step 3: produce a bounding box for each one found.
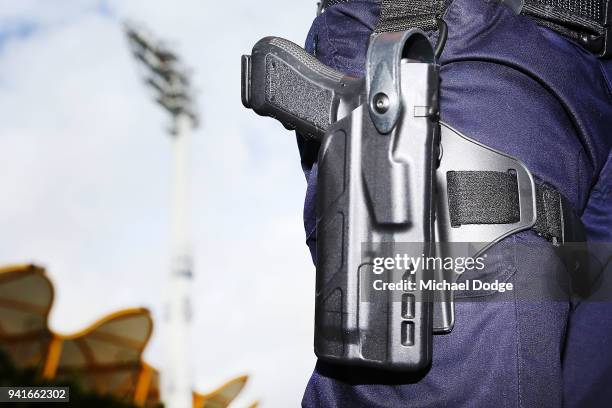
[376,0,449,33]
[320,0,611,57]
[447,170,586,244]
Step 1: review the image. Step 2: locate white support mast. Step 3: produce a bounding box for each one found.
[125,24,198,408]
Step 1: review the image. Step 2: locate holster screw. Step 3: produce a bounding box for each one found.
[373,93,390,114]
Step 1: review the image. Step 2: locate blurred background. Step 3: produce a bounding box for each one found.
[0,0,317,406]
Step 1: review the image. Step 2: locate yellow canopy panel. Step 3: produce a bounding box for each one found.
[193,375,249,408]
[0,265,159,405]
[0,264,54,369]
[0,264,254,407]
[47,308,153,398]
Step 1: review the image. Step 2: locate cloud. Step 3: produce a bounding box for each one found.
[0,1,317,406]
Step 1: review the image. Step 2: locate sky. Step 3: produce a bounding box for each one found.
[0,0,317,406]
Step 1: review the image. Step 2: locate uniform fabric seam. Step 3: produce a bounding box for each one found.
[512,234,523,408]
[598,60,612,100]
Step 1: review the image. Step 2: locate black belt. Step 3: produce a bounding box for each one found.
[319,0,611,58]
[446,171,586,244]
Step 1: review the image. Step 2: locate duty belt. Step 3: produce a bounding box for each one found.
[318,0,612,58]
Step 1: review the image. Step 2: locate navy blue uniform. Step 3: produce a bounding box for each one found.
[296,0,612,406]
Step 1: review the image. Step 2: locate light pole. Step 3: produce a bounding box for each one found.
[125,23,198,408]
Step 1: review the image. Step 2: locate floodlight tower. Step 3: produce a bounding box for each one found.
[125,23,198,408]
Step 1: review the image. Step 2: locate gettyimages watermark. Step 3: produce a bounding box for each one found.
[358,241,612,302]
[370,252,514,293]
